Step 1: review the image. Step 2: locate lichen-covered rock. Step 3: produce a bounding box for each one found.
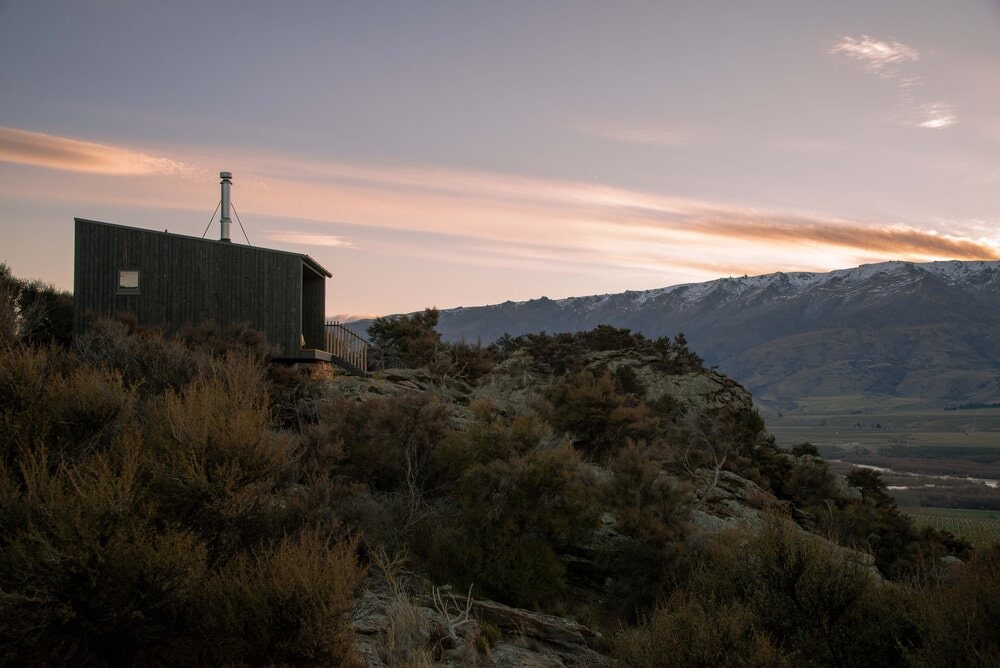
[690,470,771,532]
[351,589,610,668]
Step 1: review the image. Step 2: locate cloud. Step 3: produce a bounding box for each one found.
[831,35,919,74]
[915,101,957,129]
[2,128,996,285]
[830,35,956,130]
[686,215,998,260]
[574,122,692,146]
[244,156,1000,265]
[264,231,354,247]
[0,126,197,176]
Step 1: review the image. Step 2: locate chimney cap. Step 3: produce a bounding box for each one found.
[220,171,232,179]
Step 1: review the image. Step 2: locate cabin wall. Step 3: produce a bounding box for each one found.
[74,219,305,356]
[301,266,326,350]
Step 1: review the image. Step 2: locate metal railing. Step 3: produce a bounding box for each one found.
[324,321,368,372]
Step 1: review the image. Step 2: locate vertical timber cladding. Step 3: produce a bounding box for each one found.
[301,265,326,350]
[74,219,328,357]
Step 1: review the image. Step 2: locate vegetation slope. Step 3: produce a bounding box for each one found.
[1,266,998,666]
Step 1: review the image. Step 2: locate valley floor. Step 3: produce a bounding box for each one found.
[768,402,1000,514]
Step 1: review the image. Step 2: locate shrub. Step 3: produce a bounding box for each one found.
[614,591,788,667]
[75,316,212,397]
[603,443,691,617]
[0,438,209,666]
[0,345,132,469]
[141,353,295,552]
[442,340,495,382]
[791,442,820,457]
[431,402,550,484]
[368,308,441,369]
[331,393,451,495]
[444,443,599,609]
[0,263,74,348]
[547,369,658,461]
[194,528,363,666]
[901,544,1000,665]
[180,319,273,358]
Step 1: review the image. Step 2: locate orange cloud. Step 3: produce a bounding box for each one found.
[0,126,196,176]
[264,231,354,247]
[683,214,999,261]
[2,127,996,281]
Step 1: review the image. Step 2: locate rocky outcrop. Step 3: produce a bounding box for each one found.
[351,588,610,668]
[690,469,770,533]
[332,342,880,666]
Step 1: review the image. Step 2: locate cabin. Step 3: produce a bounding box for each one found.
[73,173,367,374]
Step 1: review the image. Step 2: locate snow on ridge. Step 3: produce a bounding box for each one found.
[440,260,997,316]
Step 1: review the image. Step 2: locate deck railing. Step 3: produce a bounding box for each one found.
[324,321,368,373]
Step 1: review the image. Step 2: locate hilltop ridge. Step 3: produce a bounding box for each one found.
[350,260,1000,409]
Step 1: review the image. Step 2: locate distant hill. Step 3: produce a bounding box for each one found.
[350,261,1000,409]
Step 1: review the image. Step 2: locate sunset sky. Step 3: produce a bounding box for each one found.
[2,1,999,318]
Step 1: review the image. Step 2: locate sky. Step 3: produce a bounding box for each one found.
[1,1,999,318]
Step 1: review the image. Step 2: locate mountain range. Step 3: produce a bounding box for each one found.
[351,261,1000,409]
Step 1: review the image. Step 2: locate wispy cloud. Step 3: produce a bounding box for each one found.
[687,215,996,260]
[264,231,354,247]
[237,154,999,265]
[830,35,956,130]
[0,126,198,175]
[915,101,957,129]
[3,127,996,285]
[574,122,692,146]
[831,35,919,74]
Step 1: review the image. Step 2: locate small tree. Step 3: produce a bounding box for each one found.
[0,263,73,348]
[367,308,441,369]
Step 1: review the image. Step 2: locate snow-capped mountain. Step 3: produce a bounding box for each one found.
[354,261,1000,407]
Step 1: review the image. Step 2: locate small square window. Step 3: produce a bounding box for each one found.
[118,270,140,292]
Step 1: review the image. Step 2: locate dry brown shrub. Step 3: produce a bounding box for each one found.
[614,590,788,668]
[196,528,363,666]
[141,353,295,549]
[0,345,132,469]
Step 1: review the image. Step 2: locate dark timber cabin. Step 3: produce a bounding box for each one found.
[73,172,367,375]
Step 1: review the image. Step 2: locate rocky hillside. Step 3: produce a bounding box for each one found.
[2,314,992,666]
[351,261,1000,409]
[319,326,958,665]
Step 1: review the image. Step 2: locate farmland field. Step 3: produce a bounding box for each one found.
[764,401,1000,453]
[903,508,1000,547]
[766,400,1000,511]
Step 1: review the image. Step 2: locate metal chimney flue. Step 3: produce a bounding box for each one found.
[219,171,232,242]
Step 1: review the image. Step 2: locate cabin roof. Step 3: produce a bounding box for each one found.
[74,218,332,278]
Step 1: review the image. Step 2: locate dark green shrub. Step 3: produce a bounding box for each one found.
[445,443,599,609]
[443,340,495,382]
[329,392,451,494]
[791,442,820,457]
[268,361,329,430]
[603,443,691,617]
[0,263,73,348]
[368,308,441,369]
[547,369,659,461]
[431,401,549,484]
